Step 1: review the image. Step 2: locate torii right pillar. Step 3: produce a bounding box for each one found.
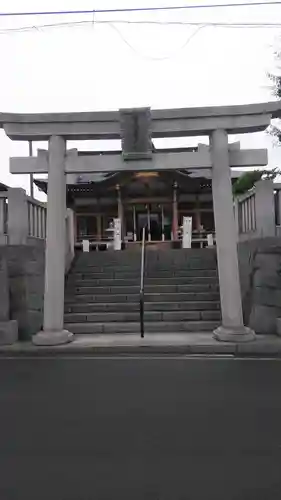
[210,129,255,342]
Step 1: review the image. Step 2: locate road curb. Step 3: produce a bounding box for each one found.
[1,340,281,357]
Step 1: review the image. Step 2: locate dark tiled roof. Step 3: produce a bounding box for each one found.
[0,182,8,191]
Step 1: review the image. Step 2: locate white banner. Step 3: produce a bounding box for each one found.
[182,216,192,249]
[113,218,122,251]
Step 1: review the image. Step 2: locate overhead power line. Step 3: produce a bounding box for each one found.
[1,19,281,35]
[0,2,281,18]
[1,18,279,60]
[109,23,206,61]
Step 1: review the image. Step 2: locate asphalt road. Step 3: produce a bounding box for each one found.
[1,355,281,500]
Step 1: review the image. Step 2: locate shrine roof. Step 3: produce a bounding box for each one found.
[34,169,243,195]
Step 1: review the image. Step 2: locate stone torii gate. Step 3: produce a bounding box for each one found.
[1,101,281,346]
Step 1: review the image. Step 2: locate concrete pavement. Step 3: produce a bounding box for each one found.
[1,333,281,356]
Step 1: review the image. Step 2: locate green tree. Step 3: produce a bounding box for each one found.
[232,168,280,197]
[268,47,281,142]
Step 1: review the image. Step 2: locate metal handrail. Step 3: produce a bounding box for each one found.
[140,226,146,338]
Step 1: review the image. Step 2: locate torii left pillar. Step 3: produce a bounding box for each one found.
[33,136,74,345]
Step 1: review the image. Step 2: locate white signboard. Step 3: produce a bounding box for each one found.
[82,239,90,252]
[113,218,122,251]
[182,217,192,249]
[207,233,214,247]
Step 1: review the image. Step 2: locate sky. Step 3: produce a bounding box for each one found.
[0,0,281,199]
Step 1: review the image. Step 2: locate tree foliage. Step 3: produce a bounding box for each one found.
[268,47,281,142]
[232,168,280,196]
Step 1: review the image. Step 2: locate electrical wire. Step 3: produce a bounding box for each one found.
[1,19,281,35]
[0,2,281,17]
[108,23,206,61]
[0,17,280,62]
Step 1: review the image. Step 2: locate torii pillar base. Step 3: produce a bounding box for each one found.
[32,330,74,346]
[213,326,256,343]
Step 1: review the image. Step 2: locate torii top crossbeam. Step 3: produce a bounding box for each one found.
[1,101,281,141]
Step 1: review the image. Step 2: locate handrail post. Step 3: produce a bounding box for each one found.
[140,226,146,338]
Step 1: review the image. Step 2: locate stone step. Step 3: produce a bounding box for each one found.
[65,302,141,313]
[145,300,220,310]
[67,276,219,287]
[69,269,218,279]
[65,291,220,304]
[74,254,216,265]
[65,293,139,304]
[64,310,221,323]
[66,284,219,295]
[74,263,217,273]
[66,320,220,334]
[75,253,216,260]
[65,300,220,314]
[67,249,220,337]
[75,249,216,262]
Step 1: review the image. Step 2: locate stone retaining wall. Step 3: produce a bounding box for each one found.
[238,237,281,334]
[0,241,45,340]
[0,256,10,323]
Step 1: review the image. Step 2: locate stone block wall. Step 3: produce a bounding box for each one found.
[0,256,18,344]
[0,256,10,322]
[0,240,45,340]
[238,237,281,334]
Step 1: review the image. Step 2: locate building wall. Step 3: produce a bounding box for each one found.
[74,196,215,242]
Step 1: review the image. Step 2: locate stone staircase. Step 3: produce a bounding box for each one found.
[64,248,221,335]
